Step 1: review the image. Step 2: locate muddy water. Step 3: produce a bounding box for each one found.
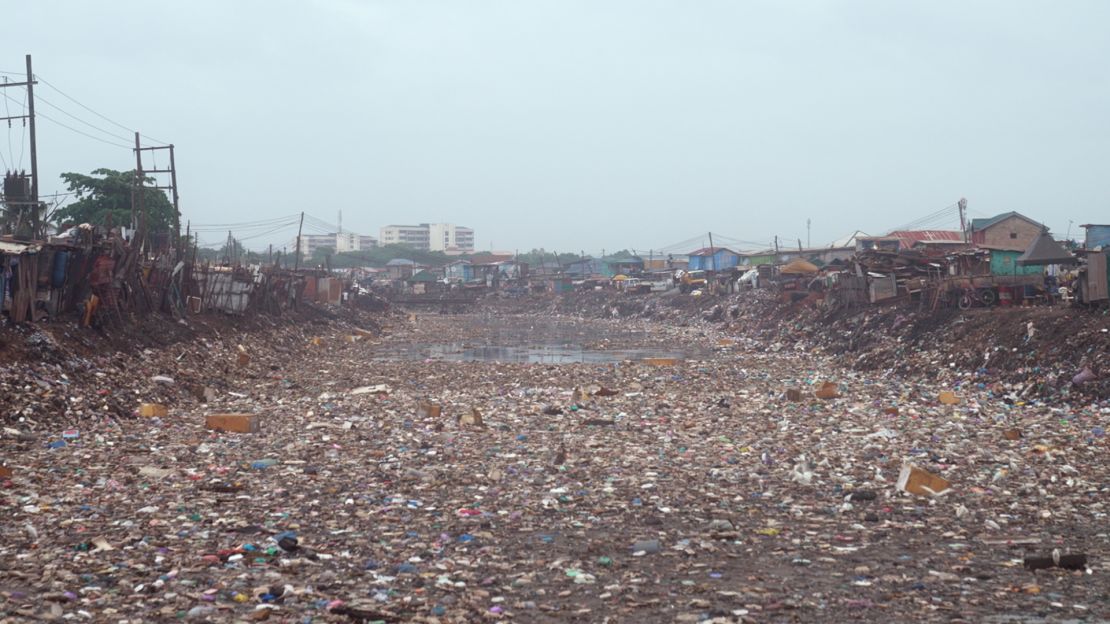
[369,313,702,363]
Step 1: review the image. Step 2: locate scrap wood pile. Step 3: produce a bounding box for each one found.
[0,310,1106,622]
[853,249,946,277]
[850,249,946,297]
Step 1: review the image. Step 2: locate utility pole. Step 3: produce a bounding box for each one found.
[294,211,305,270]
[168,145,180,256]
[0,55,41,238]
[136,138,181,257]
[707,232,717,272]
[25,55,38,203]
[957,198,968,243]
[807,218,811,248]
[133,132,145,241]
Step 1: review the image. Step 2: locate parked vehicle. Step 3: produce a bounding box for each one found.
[676,270,707,294]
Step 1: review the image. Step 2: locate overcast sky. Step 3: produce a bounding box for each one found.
[5,1,1109,254]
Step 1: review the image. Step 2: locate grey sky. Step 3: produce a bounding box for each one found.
[6,1,1109,255]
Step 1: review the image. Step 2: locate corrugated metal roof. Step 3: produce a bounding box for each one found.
[687,247,739,256]
[887,230,965,242]
[969,211,1043,231]
[828,230,871,248]
[0,240,39,254]
[468,254,513,265]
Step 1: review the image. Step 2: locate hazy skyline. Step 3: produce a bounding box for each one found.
[5,1,1109,255]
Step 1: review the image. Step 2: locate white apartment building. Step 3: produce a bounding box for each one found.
[379,225,431,249]
[296,232,378,258]
[380,223,475,254]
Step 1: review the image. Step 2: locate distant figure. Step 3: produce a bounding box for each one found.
[1044,273,1058,304]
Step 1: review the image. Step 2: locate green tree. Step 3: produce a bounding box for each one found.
[603,249,637,261]
[329,244,451,268]
[53,168,177,233]
[514,248,584,266]
[311,245,336,266]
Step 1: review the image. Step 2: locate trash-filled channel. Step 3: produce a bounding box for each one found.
[1,308,1106,623]
[369,314,700,364]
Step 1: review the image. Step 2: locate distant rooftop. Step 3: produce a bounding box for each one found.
[887,230,964,243]
[687,247,739,256]
[970,211,1043,231]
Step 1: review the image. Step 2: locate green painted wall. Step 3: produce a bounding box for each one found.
[742,255,775,266]
[990,250,1042,276]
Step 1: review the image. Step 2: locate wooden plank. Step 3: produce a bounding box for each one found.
[1088,252,1108,301]
[206,414,260,433]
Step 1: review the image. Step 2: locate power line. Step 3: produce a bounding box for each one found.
[191,222,300,235]
[191,214,301,229]
[712,234,776,250]
[236,222,302,242]
[304,214,341,230]
[33,93,133,143]
[886,204,958,233]
[18,87,27,169]
[37,109,133,149]
[2,79,16,169]
[1,91,132,149]
[34,74,171,146]
[655,233,708,253]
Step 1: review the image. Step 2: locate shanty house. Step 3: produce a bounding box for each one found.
[385,258,417,280]
[406,269,441,294]
[565,258,605,278]
[945,248,1040,279]
[991,250,1042,276]
[687,248,740,271]
[970,212,1044,252]
[642,255,688,271]
[1017,232,1075,268]
[856,237,902,252]
[738,251,776,267]
[528,260,563,276]
[444,260,473,282]
[1081,224,1110,250]
[608,257,644,276]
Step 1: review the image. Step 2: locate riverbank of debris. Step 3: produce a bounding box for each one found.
[0,304,390,431]
[723,293,1110,402]
[484,291,1110,401]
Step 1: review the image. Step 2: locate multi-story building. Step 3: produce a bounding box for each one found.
[379,223,474,254]
[379,225,431,249]
[296,232,378,258]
